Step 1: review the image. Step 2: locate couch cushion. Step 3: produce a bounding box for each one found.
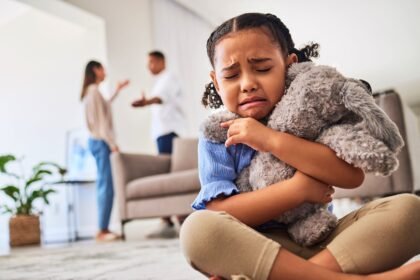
[126,169,200,200]
[170,138,198,172]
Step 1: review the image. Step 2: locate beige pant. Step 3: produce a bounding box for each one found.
[180,194,420,280]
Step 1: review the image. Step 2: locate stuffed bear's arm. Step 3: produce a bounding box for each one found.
[200,109,239,143]
[317,123,399,176]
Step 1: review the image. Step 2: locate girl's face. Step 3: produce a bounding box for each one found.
[211,28,296,119]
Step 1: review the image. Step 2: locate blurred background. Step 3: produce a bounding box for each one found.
[1,0,419,244]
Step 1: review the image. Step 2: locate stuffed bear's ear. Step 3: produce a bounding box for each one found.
[199,109,239,143]
[340,79,404,153]
[317,123,399,176]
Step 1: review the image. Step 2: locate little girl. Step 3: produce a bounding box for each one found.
[180,13,420,280]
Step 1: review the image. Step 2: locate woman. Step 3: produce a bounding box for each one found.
[80,60,129,241]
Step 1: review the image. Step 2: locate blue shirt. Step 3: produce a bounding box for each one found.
[192,138,255,210]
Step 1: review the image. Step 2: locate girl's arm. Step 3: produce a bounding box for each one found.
[268,131,364,188]
[207,171,333,227]
[222,118,364,188]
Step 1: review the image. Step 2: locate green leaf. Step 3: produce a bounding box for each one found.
[0,155,16,173]
[33,162,67,182]
[26,189,43,206]
[1,157,62,215]
[41,189,56,205]
[26,188,55,208]
[34,162,65,173]
[0,185,20,202]
[1,205,14,214]
[0,155,20,178]
[25,169,52,188]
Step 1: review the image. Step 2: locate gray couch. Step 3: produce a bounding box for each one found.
[334,90,415,198]
[111,138,199,233]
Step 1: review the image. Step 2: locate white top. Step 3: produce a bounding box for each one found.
[150,70,186,140]
[83,84,117,148]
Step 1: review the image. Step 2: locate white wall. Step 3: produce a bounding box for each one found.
[0,0,107,244]
[65,0,156,154]
[0,0,106,166]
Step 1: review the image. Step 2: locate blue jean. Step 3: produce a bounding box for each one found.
[156,132,178,154]
[88,138,114,231]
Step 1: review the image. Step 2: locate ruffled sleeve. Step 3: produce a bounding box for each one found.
[192,138,241,210]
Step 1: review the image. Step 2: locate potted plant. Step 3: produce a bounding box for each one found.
[0,155,66,246]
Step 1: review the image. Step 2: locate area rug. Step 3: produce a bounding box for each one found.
[0,239,203,280]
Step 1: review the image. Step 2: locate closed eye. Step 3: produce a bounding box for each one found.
[256,68,271,73]
[224,74,238,79]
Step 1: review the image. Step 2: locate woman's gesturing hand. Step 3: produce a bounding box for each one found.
[116,79,130,92]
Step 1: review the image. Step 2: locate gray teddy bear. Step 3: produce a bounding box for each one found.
[201,62,404,247]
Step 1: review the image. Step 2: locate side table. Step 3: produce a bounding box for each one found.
[52,180,95,242]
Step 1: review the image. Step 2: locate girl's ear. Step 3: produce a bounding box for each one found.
[287,53,298,66]
[210,71,220,92]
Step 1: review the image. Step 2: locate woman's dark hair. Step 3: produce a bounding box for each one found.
[202,13,320,108]
[81,60,102,101]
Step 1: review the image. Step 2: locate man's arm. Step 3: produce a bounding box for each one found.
[131,96,162,107]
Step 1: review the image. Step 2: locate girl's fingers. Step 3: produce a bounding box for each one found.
[225,135,240,147]
[225,137,233,147]
[220,120,234,128]
[227,127,240,138]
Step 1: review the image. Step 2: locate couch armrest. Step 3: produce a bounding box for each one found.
[111,152,171,221]
[170,138,198,172]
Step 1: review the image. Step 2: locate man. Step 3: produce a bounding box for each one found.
[132,50,186,238]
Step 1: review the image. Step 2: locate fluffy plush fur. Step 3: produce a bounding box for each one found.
[201,62,404,247]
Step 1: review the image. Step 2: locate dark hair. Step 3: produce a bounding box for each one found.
[149,50,165,61]
[80,60,102,101]
[202,13,320,108]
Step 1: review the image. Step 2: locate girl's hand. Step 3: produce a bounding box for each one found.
[293,171,335,204]
[221,118,275,152]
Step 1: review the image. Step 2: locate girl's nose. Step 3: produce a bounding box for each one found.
[240,73,258,93]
